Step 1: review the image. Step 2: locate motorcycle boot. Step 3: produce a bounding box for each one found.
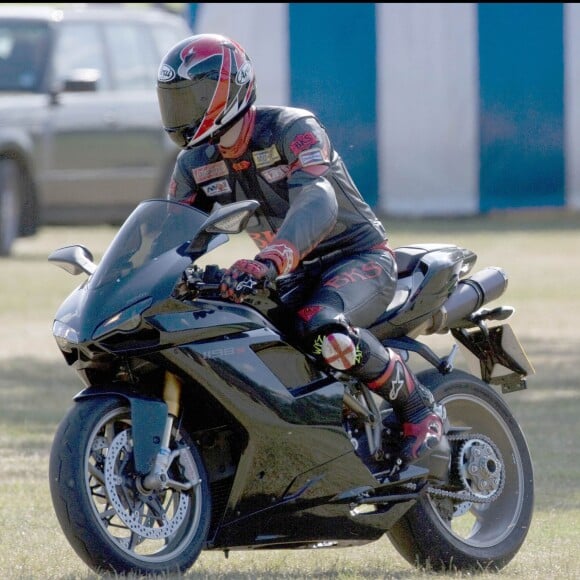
[367,348,443,463]
[314,324,443,464]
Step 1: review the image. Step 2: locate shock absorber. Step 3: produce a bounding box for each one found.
[142,372,182,490]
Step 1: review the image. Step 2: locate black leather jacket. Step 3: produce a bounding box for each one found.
[168,105,387,274]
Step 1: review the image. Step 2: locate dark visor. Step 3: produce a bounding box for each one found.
[157,82,207,142]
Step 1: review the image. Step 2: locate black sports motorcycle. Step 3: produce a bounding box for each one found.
[48,198,535,575]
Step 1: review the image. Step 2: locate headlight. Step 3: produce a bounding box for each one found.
[92,298,152,339]
[53,320,79,352]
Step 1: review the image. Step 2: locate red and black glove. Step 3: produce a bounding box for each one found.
[219,259,277,303]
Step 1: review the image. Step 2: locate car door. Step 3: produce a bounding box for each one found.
[42,18,167,223]
[42,20,122,218]
[99,19,169,208]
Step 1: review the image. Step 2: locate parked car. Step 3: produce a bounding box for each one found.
[0,5,192,256]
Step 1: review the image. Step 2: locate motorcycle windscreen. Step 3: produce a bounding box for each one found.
[90,199,211,290]
[70,199,221,340]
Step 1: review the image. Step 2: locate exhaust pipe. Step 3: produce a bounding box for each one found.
[427,267,509,333]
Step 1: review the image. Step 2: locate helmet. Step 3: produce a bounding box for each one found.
[157,34,256,148]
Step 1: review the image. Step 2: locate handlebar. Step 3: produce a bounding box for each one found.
[192,281,221,292]
[174,265,275,302]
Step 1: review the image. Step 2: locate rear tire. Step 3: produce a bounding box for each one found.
[387,370,534,572]
[0,158,21,256]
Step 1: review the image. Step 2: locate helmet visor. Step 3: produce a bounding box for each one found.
[157,82,209,148]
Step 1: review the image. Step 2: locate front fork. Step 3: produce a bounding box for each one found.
[141,372,194,492]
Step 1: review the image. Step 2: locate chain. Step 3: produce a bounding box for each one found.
[401,433,505,505]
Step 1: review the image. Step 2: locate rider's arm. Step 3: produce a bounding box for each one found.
[256,117,339,275]
[166,151,215,213]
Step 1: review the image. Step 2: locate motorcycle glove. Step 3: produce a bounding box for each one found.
[219,258,277,303]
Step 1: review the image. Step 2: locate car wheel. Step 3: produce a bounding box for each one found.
[0,158,21,257]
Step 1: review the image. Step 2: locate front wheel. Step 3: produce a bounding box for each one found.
[49,396,211,576]
[387,370,534,572]
[0,158,21,257]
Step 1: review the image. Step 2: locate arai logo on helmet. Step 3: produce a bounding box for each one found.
[235,62,252,86]
[158,64,176,82]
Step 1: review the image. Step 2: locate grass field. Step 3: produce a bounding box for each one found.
[1,210,579,579]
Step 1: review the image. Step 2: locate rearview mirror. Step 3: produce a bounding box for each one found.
[48,244,97,275]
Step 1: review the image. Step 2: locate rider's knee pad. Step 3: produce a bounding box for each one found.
[311,315,361,371]
[312,324,392,381]
[298,309,363,370]
[313,328,361,371]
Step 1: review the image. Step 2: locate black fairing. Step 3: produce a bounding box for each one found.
[54,200,212,345]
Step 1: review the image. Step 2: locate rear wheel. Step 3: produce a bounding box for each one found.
[387,370,534,572]
[49,396,211,575]
[0,158,21,256]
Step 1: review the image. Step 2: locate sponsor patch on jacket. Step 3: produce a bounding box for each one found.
[202,179,232,196]
[192,160,229,184]
[232,160,251,171]
[260,164,290,183]
[290,132,318,155]
[298,149,325,167]
[252,145,281,169]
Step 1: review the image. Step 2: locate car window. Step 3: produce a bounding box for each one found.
[0,21,50,92]
[150,22,191,59]
[104,22,158,90]
[53,22,110,90]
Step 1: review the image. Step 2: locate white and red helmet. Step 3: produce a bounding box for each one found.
[157,34,256,148]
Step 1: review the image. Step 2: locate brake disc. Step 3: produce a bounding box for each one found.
[104,429,190,539]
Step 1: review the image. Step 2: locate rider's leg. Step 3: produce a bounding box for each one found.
[313,325,443,462]
[295,251,443,463]
[358,331,443,461]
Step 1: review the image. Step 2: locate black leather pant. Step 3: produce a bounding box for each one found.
[294,248,397,382]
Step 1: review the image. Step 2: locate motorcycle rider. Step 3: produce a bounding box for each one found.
[156,33,443,464]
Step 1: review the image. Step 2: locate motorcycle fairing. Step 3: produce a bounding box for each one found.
[53,200,225,348]
[160,340,422,547]
[209,457,417,550]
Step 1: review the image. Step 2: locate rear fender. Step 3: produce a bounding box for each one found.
[73,385,167,475]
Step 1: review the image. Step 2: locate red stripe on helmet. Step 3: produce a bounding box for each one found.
[193,45,231,142]
[179,37,222,75]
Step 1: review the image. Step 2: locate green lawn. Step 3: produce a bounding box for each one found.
[1,211,579,578]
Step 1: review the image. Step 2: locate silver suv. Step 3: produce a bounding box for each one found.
[0,5,191,255]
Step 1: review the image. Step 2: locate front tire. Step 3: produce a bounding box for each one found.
[387,370,534,572]
[0,158,21,257]
[49,396,211,576]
